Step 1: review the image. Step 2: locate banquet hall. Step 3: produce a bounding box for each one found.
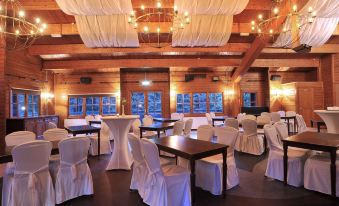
[0,0,338,205]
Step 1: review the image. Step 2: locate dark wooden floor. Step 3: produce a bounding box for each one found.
[1,145,338,206]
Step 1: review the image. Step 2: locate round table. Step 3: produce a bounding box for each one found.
[314,110,339,134]
[102,115,139,170]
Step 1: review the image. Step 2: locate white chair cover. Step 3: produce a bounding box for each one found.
[261,112,270,117]
[85,115,95,125]
[236,113,246,123]
[142,116,156,137]
[141,139,191,206]
[43,128,68,141]
[128,134,149,199]
[196,127,239,195]
[54,137,93,204]
[132,119,141,136]
[172,120,185,136]
[89,122,112,155]
[179,113,185,121]
[197,125,214,141]
[171,113,181,120]
[278,111,286,117]
[47,122,58,129]
[243,114,256,121]
[270,112,281,123]
[257,116,271,126]
[183,119,193,137]
[225,118,239,129]
[296,114,309,133]
[210,112,216,118]
[274,122,289,140]
[264,125,309,187]
[2,140,55,206]
[205,113,212,125]
[240,119,264,155]
[304,153,339,196]
[5,131,36,146]
[286,111,296,117]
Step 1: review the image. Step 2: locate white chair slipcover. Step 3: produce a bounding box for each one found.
[296,114,309,133]
[240,119,264,155]
[274,122,289,140]
[128,134,149,199]
[270,112,281,123]
[132,119,141,136]
[285,111,296,131]
[225,118,239,130]
[141,139,191,206]
[172,120,185,136]
[171,113,181,120]
[261,112,270,117]
[236,113,246,123]
[243,114,256,121]
[257,115,271,126]
[210,112,216,118]
[5,131,36,147]
[47,122,58,129]
[183,119,193,137]
[304,153,339,196]
[53,137,93,204]
[196,127,239,195]
[142,116,157,137]
[197,125,214,141]
[89,122,112,155]
[179,113,185,121]
[264,125,309,187]
[205,113,212,125]
[85,115,95,125]
[2,140,55,206]
[43,128,68,142]
[278,111,286,117]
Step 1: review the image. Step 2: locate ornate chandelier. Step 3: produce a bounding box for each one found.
[250,0,316,48]
[0,0,47,50]
[128,0,190,48]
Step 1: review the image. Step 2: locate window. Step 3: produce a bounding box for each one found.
[131,92,145,118]
[69,97,83,116]
[176,94,190,113]
[209,93,223,113]
[193,93,207,113]
[243,92,257,107]
[11,90,40,118]
[148,92,162,118]
[102,96,117,115]
[86,96,100,115]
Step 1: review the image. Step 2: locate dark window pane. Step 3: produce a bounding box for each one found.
[69,97,76,105]
[12,104,18,117]
[12,94,17,104]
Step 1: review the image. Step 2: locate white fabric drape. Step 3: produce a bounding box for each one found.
[56,0,132,15]
[273,0,339,47]
[172,15,233,47]
[175,0,249,15]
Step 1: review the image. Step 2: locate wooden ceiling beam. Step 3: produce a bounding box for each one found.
[252,58,319,67]
[29,43,250,55]
[262,44,339,54]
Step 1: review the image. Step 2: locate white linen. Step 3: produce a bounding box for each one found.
[53,137,93,204]
[89,122,112,155]
[225,118,239,129]
[2,141,55,206]
[75,15,139,48]
[174,0,248,15]
[183,119,193,137]
[132,119,142,136]
[141,139,191,206]
[103,115,139,170]
[5,131,36,146]
[314,110,339,133]
[257,116,271,126]
[196,127,239,195]
[240,119,264,155]
[47,122,57,129]
[43,128,68,141]
[172,15,233,47]
[264,125,308,187]
[128,134,149,199]
[206,113,212,125]
[56,0,132,15]
[304,153,339,196]
[171,113,182,120]
[172,120,185,136]
[197,125,214,141]
[270,112,281,123]
[274,122,289,140]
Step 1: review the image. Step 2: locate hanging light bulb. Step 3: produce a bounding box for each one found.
[141,5,145,11]
[251,20,255,25]
[292,5,297,12]
[273,7,279,15]
[156,1,162,9]
[35,17,41,24]
[308,6,313,13]
[257,28,262,33]
[143,26,149,33]
[156,27,160,33]
[184,11,189,17]
[258,14,263,20]
[18,10,25,18]
[269,29,273,34]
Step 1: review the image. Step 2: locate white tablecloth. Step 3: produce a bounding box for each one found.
[314,110,339,134]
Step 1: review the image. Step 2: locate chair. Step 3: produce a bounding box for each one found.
[53,137,93,204]
[43,128,68,142]
[128,133,148,199]
[89,122,112,155]
[183,119,193,137]
[196,127,239,195]
[142,116,157,137]
[225,118,239,130]
[2,141,55,206]
[47,122,57,129]
[141,139,191,206]
[243,114,256,121]
[132,119,142,136]
[274,122,289,140]
[5,131,36,147]
[205,113,212,125]
[197,125,214,141]
[304,153,339,196]
[210,112,216,118]
[172,120,185,136]
[277,110,286,117]
[257,115,271,126]
[171,113,181,120]
[286,111,296,131]
[270,112,281,123]
[296,114,309,133]
[85,115,95,125]
[240,119,264,155]
[261,112,270,117]
[264,125,309,187]
[236,113,246,123]
[179,113,185,121]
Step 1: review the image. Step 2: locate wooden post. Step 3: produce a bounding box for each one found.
[0,46,6,151]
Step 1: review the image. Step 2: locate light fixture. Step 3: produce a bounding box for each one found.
[128,0,190,48]
[0,0,48,50]
[140,72,152,86]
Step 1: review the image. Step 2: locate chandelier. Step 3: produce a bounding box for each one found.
[0,0,47,50]
[128,0,190,48]
[250,0,316,48]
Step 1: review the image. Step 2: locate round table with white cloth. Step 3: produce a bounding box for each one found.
[102,115,139,170]
[314,110,339,134]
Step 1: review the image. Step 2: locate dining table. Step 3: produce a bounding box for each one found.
[281,116,297,134]
[151,135,228,203]
[282,132,339,197]
[139,122,175,138]
[212,116,226,127]
[153,117,179,123]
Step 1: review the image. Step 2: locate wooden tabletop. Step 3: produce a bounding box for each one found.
[139,122,175,130]
[212,117,226,120]
[151,135,228,159]
[281,116,296,119]
[153,118,179,123]
[282,132,339,149]
[65,125,101,133]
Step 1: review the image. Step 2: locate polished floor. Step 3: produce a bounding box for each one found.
[1,142,338,206]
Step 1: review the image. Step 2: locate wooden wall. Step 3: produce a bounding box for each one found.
[54,71,121,126]
[0,48,6,151]
[333,54,339,106]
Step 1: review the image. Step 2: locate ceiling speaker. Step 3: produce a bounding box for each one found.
[80,77,92,84]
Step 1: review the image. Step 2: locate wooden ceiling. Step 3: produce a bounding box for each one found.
[18,0,339,79]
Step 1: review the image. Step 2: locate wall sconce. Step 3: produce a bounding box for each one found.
[170,89,176,98]
[61,94,67,100]
[282,89,296,96]
[42,92,55,100]
[271,89,282,97]
[224,89,234,98]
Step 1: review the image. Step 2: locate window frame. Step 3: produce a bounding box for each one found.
[242,91,257,107]
[209,92,223,113]
[176,93,191,114]
[10,89,41,118]
[192,92,207,114]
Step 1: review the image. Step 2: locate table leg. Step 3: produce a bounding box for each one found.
[157,130,160,138]
[317,123,321,133]
[287,119,291,134]
[73,133,76,137]
[212,120,215,127]
[283,143,288,185]
[222,149,227,198]
[330,150,336,197]
[140,128,143,139]
[190,159,195,203]
[294,117,297,133]
[98,131,101,157]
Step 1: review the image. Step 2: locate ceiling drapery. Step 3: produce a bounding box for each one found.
[172,0,248,47]
[273,0,339,47]
[56,0,139,48]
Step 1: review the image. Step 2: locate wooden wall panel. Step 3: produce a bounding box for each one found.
[54,72,121,126]
[0,48,6,151]
[333,54,339,106]
[320,55,334,107]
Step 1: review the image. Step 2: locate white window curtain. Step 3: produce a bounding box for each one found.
[273,0,339,47]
